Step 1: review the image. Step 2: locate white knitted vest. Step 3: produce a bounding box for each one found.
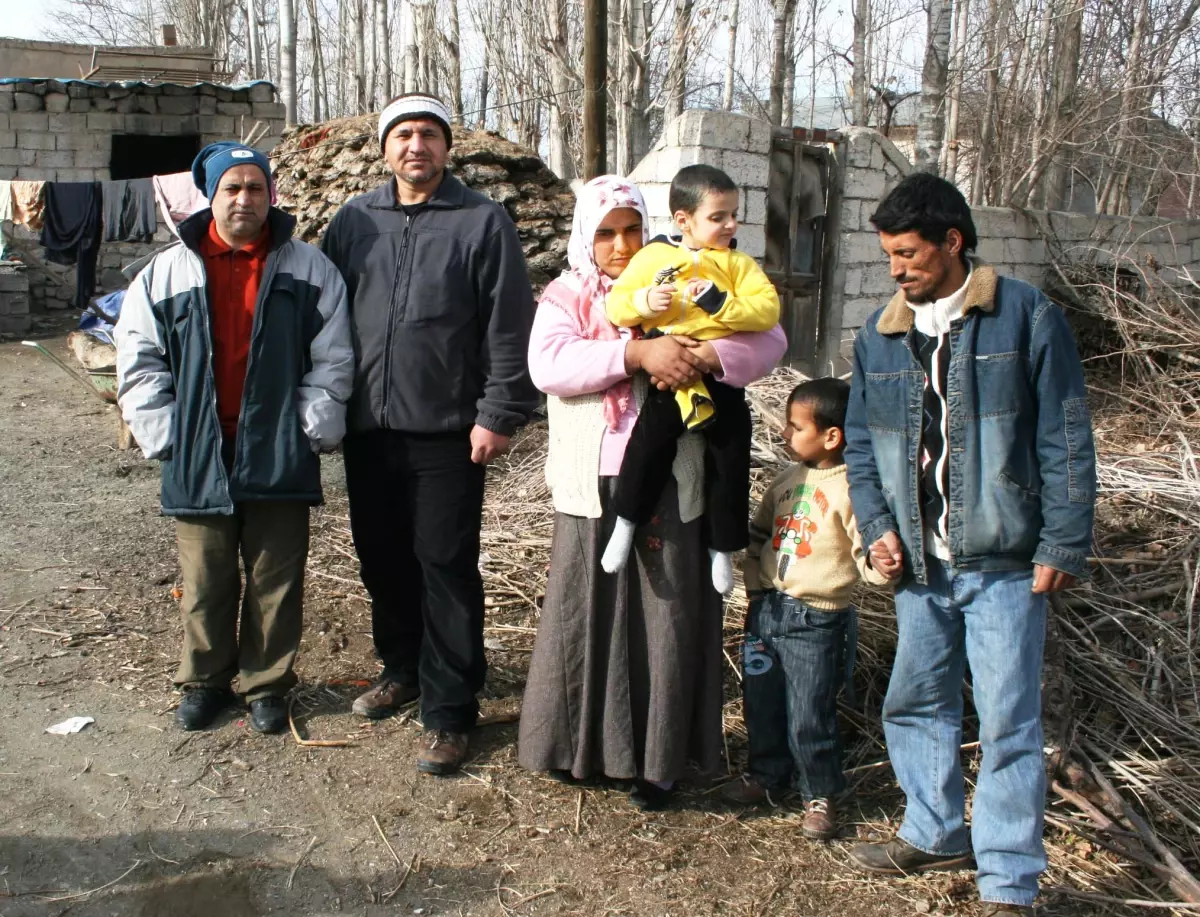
[544,374,705,521]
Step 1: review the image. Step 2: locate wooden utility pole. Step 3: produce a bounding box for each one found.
[583,0,607,178]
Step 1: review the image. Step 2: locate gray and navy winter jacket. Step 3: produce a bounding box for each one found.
[115,208,355,516]
[321,173,538,436]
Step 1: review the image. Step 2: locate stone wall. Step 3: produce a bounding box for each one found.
[0,264,31,334]
[828,127,1200,366]
[0,78,287,313]
[628,110,773,259]
[0,79,287,182]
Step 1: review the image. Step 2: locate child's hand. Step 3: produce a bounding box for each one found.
[647,284,675,313]
[686,277,713,299]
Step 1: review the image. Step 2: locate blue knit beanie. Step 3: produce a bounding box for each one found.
[192,141,273,202]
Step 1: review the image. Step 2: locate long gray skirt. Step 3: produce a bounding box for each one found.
[518,478,726,783]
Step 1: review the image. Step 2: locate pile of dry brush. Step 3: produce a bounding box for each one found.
[270,115,575,289]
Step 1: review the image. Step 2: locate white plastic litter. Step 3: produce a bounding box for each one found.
[45,716,95,735]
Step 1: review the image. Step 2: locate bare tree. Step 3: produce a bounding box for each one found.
[851,0,870,124]
[914,0,951,170]
[280,0,298,124]
[665,0,692,118]
[723,0,739,110]
[768,0,799,124]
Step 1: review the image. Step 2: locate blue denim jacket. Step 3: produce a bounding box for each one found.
[844,265,1096,584]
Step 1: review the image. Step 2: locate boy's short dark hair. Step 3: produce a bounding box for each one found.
[788,378,850,432]
[870,173,978,256]
[669,164,738,215]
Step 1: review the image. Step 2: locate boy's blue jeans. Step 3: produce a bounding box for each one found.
[742,590,850,800]
[885,559,1048,907]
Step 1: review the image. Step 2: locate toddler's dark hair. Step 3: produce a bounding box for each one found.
[870,172,978,258]
[788,378,850,432]
[669,164,738,215]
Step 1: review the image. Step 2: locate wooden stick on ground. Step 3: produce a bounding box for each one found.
[288,698,354,748]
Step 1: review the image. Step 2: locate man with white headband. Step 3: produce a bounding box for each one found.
[322,93,537,776]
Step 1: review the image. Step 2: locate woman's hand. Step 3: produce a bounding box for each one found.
[625,337,704,390]
[677,338,723,375]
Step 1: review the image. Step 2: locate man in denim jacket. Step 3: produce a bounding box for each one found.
[843,174,1095,916]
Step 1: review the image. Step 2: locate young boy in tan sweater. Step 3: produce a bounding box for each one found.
[724,378,894,838]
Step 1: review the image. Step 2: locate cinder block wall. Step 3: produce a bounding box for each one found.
[629,110,772,259]
[828,128,1200,368]
[0,78,286,314]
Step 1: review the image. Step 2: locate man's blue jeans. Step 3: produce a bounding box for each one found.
[884,560,1048,907]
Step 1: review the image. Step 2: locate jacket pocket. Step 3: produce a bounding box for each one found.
[400,231,476,325]
[968,351,1027,418]
[863,371,912,432]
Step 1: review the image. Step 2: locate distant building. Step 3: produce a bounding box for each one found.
[0,35,226,83]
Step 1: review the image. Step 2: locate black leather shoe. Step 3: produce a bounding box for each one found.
[249,696,289,734]
[629,780,673,811]
[848,837,975,875]
[175,687,235,731]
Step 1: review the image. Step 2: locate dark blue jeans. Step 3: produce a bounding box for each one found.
[742,590,849,799]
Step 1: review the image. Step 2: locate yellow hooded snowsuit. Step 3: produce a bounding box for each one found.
[606,237,781,427]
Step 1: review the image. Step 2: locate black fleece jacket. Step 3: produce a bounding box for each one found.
[321,171,537,437]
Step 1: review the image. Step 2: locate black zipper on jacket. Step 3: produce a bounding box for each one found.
[380,207,416,424]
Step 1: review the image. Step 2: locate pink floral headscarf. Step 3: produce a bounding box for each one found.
[542,176,650,430]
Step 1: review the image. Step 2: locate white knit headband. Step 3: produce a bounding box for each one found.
[378,95,454,146]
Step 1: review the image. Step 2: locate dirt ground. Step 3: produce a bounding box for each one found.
[0,329,1106,917]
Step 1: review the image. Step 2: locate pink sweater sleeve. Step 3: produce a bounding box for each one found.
[527,300,632,398]
[710,324,788,388]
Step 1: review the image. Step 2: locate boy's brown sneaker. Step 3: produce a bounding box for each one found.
[848,837,975,875]
[981,906,1033,917]
[720,775,773,805]
[801,797,837,840]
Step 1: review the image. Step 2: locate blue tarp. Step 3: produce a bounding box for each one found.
[79,290,124,345]
[0,77,274,90]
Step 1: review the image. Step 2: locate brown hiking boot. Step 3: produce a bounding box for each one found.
[351,678,420,719]
[982,905,1034,916]
[720,775,773,805]
[801,797,837,840]
[417,729,469,775]
[848,837,975,875]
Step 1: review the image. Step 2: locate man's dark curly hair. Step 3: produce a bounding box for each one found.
[870,172,978,258]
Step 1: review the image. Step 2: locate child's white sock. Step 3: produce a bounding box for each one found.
[710,549,734,595]
[601,517,638,573]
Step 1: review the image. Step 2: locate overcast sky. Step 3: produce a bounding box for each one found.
[0,0,49,40]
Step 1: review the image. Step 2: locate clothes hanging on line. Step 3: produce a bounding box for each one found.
[152,172,207,236]
[40,181,103,310]
[102,178,158,243]
[11,180,45,232]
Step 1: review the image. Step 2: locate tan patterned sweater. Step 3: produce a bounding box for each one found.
[744,462,892,610]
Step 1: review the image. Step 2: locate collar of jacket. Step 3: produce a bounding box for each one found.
[875,262,999,335]
[367,171,467,210]
[176,207,297,254]
[649,233,739,251]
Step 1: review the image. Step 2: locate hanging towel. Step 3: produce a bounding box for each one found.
[102,179,158,242]
[0,180,12,261]
[11,180,45,231]
[152,172,207,235]
[40,181,103,310]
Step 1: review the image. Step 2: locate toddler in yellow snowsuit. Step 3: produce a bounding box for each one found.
[601,164,781,593]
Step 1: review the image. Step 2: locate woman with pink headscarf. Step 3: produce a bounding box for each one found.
[517,176,786,809]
